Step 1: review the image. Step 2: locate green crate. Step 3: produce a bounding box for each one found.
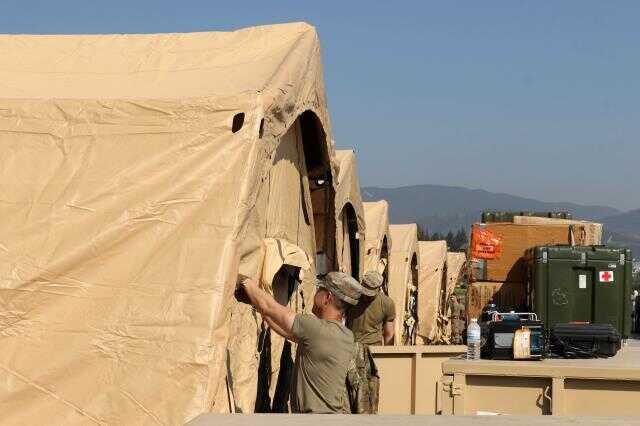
[526,245,632,337]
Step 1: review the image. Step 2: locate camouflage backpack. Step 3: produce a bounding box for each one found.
[345,342,380,414]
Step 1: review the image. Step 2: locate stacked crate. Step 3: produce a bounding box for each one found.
[466,212,602,322]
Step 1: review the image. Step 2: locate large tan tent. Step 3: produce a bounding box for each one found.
[388,224,419,345]
[334,149,366,281]
[416,241,447,344]
[0,23,338,423]
[363,200,391,280]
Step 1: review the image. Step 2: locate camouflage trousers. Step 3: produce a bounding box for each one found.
[346,342,380,414]
[368,374,380,414]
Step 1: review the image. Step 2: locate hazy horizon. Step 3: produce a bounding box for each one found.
[361,182,632,213]
[2,1,638,210]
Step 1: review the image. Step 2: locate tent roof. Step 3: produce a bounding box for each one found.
[334,149,366,278]
[418,240,448,277]
[362,200,391,274]
[0,22,318,100]
[363,200,391,252]
[389,224,418,257]
[446,252,466,294]
[334,149,365,230]
[417,240,448,343]
[387,223,418,345]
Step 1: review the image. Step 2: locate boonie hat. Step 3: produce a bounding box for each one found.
[361,270,384,297]
[317,272,362,306]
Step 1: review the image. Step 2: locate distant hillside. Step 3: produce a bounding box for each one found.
[362,184,640,255]
[603,230,640,256]
[601,209,640,255]
[363,184,620,225]
[601,209,640,238]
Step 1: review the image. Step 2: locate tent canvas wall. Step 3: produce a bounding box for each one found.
[0,23,336,423]
[227,116,331,414]
[416,241,447,344]
[388,224,419,345]
[441,252,467,343]
[334,149,366,281]
[363,201,391,280]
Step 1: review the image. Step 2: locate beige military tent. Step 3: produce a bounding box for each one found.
[363,200,391,280]
[441,252,467,343]
[388,224,419,345]
[0,23,338,423]
[416,241,448,344]
[334,149,366,281]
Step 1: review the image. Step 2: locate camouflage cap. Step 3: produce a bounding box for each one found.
[360,270,384,297]
[317,272,362,306]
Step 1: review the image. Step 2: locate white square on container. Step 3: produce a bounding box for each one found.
[579,274,587,289]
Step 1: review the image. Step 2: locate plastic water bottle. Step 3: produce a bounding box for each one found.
[466,318,481,360]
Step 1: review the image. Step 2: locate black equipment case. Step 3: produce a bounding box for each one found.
[550,323,621,358]
[481,313,544,360]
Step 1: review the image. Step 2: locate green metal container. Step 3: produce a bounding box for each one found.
[527,245,632,337]
[481,211,572,223]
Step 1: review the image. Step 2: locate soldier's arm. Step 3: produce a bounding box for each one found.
[382,295,396,345]
[237,276,296,341]
[383,320,395,345]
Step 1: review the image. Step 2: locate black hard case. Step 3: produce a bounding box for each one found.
[550,323,621,358]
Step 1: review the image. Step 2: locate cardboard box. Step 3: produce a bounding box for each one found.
[467,281,527,322]
[513,216,603,245]
[470,223,580,283]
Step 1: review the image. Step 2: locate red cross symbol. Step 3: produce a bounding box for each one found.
[599,271,614,282]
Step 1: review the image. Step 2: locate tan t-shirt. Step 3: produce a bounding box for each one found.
[291,314,354,414]
[347,293,396,346]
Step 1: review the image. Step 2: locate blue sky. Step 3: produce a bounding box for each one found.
[2,1,638,210]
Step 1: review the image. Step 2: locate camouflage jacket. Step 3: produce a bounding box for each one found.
[345,342,380,414]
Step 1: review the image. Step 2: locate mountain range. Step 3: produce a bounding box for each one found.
[362,184,640,256]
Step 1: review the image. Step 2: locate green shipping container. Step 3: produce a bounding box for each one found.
[527,246,632,338]
[481,211,572,223]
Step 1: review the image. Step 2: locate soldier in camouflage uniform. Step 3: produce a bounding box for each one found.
[237,271,379,414]
[347,271,396,346]
[345,271,390,413]
[449,294,466,344]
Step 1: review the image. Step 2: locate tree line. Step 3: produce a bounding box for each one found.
[417,225,468,252]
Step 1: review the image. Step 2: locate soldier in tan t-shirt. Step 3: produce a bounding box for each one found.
[236,271,363,413]
[347,271,396,346]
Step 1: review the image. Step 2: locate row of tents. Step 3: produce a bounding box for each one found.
[0,23,464,423]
